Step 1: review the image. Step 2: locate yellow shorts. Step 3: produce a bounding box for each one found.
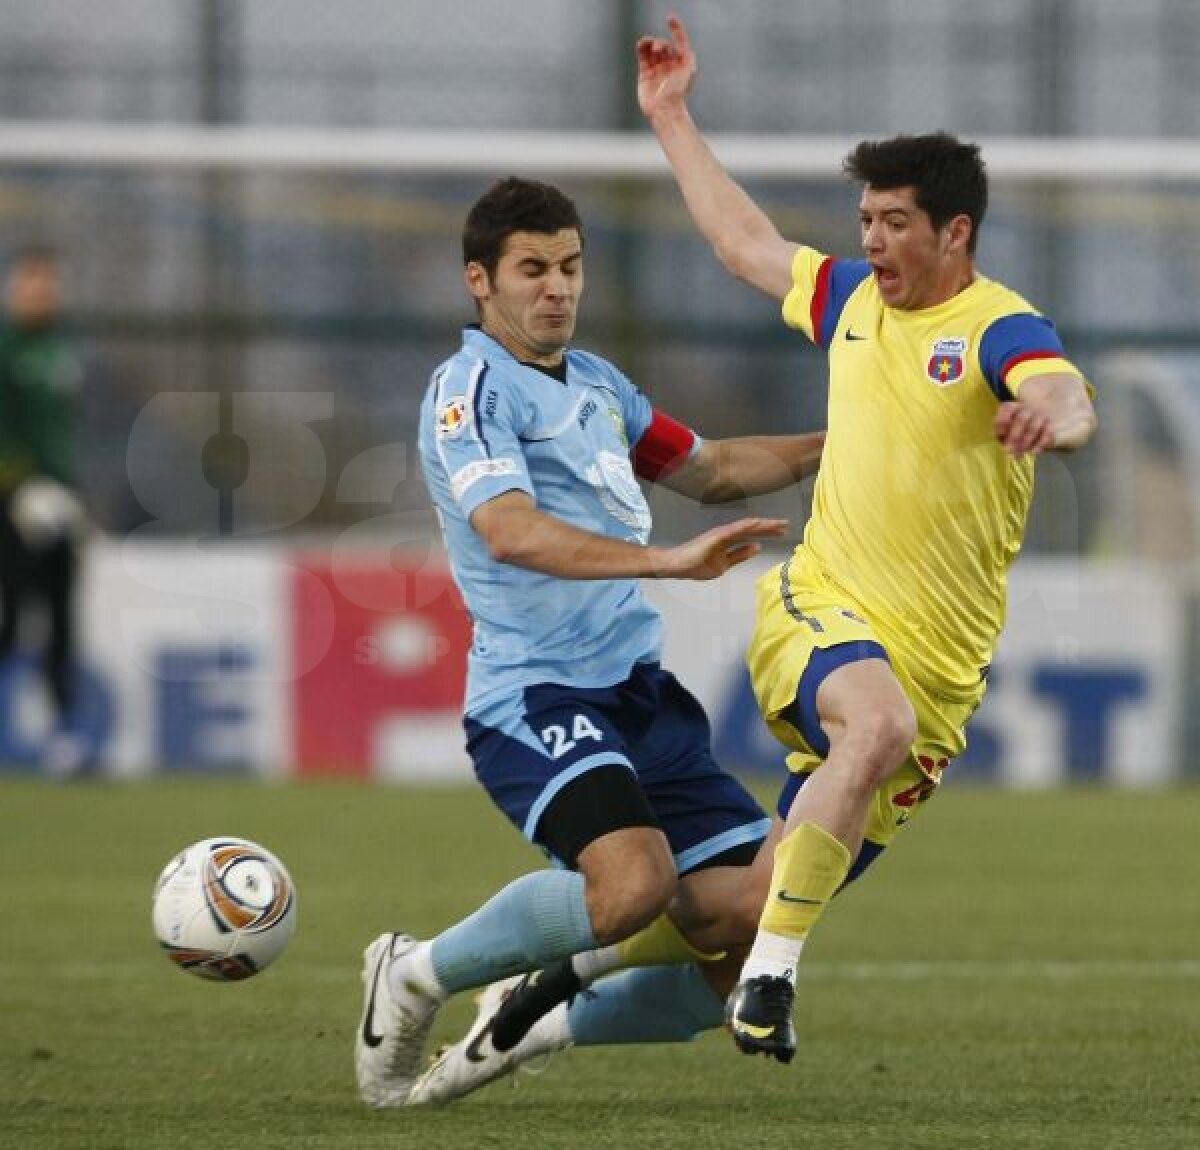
[747,551,986,848]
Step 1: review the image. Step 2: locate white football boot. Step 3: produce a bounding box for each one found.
[407,973,571,1107]
[355,932,443,1108]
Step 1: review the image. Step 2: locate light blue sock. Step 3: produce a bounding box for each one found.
[567,964,725,1045]
[430,870,596,995]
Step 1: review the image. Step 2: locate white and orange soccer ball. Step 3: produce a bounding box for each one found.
[152,837,297,981]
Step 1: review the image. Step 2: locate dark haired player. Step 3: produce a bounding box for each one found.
[415,15,1097,1099]
[355,174,825,1107]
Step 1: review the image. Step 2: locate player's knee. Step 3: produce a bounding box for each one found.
[874,702,918,762]
[843,703,917,787]
[586,855,677,944]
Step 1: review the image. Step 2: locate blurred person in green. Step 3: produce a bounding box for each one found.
[0,246,89,775]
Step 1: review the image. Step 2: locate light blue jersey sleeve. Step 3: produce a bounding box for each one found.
[428,356,533,519]
[572,351,654,451]
[617,373,654,450]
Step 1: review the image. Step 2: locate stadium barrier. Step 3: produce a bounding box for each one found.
[0,542,1182,786]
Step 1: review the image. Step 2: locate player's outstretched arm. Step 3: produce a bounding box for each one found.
[470,490,786,581]
[994,373,1097,457]
[658,432,826,504]
[637,14,797,300]
[652,516,789,579]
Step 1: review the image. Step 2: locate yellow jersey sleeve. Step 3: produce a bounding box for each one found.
[781,247,873,349]
[977,312,1091,398]
[781,247,830,341]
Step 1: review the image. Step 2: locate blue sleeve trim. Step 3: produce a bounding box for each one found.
[817,260,872,348]
[978,314,1065,402]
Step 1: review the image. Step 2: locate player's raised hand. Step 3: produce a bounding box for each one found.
[994,401,1055,458]
[636,13,697,119]
[654,517,787,580]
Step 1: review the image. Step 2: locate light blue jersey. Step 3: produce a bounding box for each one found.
[419,327,665,714]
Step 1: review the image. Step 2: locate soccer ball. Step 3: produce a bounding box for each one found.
[152,837,297,981]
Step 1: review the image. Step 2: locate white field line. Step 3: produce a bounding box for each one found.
[799,959,1200,982]
[2,958,1200,984]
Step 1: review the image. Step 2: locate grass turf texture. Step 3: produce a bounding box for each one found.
[2,778,1199,1150]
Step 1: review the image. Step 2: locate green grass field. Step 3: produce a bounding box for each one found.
[2,778,1199,1150]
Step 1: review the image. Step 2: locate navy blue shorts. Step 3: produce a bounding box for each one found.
[465,663,770,873]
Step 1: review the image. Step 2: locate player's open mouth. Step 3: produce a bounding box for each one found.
[872,266,899,290]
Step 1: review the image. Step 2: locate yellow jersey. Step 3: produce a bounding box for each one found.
[783,245,1084,700]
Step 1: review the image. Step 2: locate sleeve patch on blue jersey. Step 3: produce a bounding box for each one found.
[436,396,468,438]
[451,457,519,502]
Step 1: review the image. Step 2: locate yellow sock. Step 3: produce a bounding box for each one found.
[759,822,852,940]
[617,913,725,967]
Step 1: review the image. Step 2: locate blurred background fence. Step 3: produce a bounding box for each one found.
[0,0,1197,784]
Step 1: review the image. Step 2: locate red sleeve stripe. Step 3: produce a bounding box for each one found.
[1001,349,1062,380]
[633,408,698,481]
[809,257,833,348]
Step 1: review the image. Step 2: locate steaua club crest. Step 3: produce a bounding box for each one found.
[926,337,967,386]
[436,396,468,438]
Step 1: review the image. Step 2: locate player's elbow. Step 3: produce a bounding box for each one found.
[483,530,525,566]
[711,233,749,279]
[474,513,528,565]
[686,441,745,504]
[712,233,768,290]
[697,477,741,505]
[477,515,526,565]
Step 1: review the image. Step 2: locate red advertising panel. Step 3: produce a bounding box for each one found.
[291,552,471,777]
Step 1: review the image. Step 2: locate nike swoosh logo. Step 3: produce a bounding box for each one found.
[465,1016,498,1063]
[734,1021,776,1039]
[361,938,397,1048]
[776,891,823,905]
[844,330,867,341]
[466,975,525,1062]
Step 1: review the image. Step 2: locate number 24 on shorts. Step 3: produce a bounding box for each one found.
[540,714,605,759]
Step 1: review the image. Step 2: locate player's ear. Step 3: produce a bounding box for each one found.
[464,261,490,301]
[945,213,973,256]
